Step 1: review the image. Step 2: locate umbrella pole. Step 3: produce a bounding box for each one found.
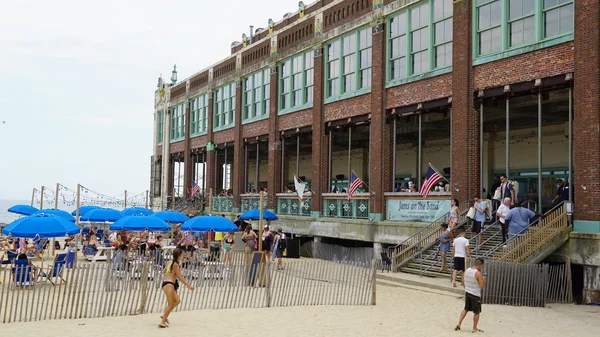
[124,190,127,209]
[52,183,60,256]
[259,191,264,251]
[76,184,81,227]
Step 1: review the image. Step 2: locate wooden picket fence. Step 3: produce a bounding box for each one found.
[0,251,376,324]
[482,261,572,307]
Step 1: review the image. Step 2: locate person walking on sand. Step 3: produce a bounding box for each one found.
[455,258,486,333]
[159,248,194,328]
[452,229,471,288]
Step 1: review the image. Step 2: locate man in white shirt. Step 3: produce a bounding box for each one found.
[496,198,511,246]
[452,229,472,288]
[455,258,486,333]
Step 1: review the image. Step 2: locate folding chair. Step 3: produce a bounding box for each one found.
[1,251,18,267]
[11,259,35,288]
[39,253,68,286]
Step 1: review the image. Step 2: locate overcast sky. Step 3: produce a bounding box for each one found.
[0,0,301,200]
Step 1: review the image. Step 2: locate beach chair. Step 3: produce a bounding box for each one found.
[11,259,35,288]
[65,251,76,268]
[28,239,48,261]
[39,253,68,286]
[1,251,18,267]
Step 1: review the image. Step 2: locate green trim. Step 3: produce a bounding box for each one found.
[213,124,235,132]
[189,131,208,138]
[369,213,384,222]
[242,69,270,123]
[385,66,451,89]
[213,83,236,130]
[278,102,313,116]
[241,114,270,125]
[473,0,574,61]
[324,87,371,104]
[573,220,600,234]
[157,110,164,145]
[190,94,209,136]
[169,103,185,142]
[473,34,573,65]
[324,25,372,103]
[310,211,321,218]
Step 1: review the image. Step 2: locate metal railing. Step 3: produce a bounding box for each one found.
[483,202,569,263]
[322,193,370,219]
[276,194,312,216]
[212,196,233,213]
[240,194,268,212]
[390,200,471,272]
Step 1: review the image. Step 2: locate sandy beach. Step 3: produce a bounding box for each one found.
[2,281,598,337]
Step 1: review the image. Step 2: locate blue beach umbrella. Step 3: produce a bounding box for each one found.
[33,209,76,222]
[239,209,279,221]
[121,207,154,216]
[79,208,123,222]
[150,211,189,224]
[2,214,81,239]
[181,215,238,233]
[7,205,39,216]
[109,216,170,232]
[70,205,100,216]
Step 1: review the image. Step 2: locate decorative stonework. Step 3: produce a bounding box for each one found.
[298,1,306,18]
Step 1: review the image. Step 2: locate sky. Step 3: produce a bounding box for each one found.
[0,0,302,200]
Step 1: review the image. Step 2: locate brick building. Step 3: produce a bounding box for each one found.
[151,0,599,237]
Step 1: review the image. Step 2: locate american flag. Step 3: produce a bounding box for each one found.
[419,165,443,199]
[348,171,363,200]
[190,181,200,199]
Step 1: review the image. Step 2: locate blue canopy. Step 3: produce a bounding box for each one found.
[79,208,123,222]
[181,216,238,233]
[150,211,189,224]
[33,209,76,222]
[121,207,154,216]
[239,209,279,221]
[109,216,170,232]
[71,205,100,216]
[2,214,80,239]
[7,204,39,216]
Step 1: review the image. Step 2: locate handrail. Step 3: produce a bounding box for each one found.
[390,200,472,272]
[483,202,568,263]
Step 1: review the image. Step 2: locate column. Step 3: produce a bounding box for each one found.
[233,81,244,212]
[183,101,192,199]
[160,108,171,209]
[205,92,216,197]
[573,0,600,231]
[369,22,391,221]
[311,47,327,217]
[267,66,281,209]
[450,0,479,202]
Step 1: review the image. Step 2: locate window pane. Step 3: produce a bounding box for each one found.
[305,69,314,86]
[433,0,444,21]
[361,68,371,88]
[305,86,313,102]
[491,27,502,51]
[305,52,314,69]
[435,43,452,67]
[411,4,429,29]
[329,60,339,78]
[559,4,574,34]
[390,13,406,37]
[343,54,355,75]
[392,57,407,79]
[412,27,429,52]
[360,49,372,68]
[544,8,559,37]
[435,19,453,44]
[328,40,340,59]
[329,79,339,97]
[544,0,558,8]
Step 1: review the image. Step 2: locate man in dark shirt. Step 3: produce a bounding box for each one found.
[552,179,570,204]
[234,215,248,231]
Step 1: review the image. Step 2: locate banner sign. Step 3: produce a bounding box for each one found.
[386,199,451,222]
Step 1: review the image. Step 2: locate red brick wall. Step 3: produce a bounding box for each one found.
[323,0,372,33]
[450,0,477,202]
[311,49,327,213]
[190,135,208,150]
[325,93,372,122]
[169,140,185,154]
[213,128,235,145]
[573,0,600,221]
[267,69,282,206]
[241,119,270,139]
[278,108,313,131]
[386,74,453,109]
[474,42,574,90]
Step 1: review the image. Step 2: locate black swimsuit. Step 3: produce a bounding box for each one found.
[161,261,180,291]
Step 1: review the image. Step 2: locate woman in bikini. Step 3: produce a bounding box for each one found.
[159,248,194,328]
[221,230,236,268]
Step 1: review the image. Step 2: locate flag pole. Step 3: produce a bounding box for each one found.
[428,163,459,192]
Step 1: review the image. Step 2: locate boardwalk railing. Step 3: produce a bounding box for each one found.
[0,252,376,324]
[391,201,471,272]
[482,260,573,307]
[485,203,569,263]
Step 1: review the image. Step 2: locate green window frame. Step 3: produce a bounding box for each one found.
[278,50,314,114]
[169,103,185,142]
[243,69,270,123]
[190,94,208,136]
[157,111,164,144]
[214,83,236,130]
[474,0,574,59]
[387,0,453,84]
[325,26,372,102]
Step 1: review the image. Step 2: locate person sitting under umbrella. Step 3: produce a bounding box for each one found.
[16,253,39,280]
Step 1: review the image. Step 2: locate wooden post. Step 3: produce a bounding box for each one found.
[124,190,127,209]
[209,188,213,214]
[371,259,377,305]
[259,191,264,251]
[145,190,149,209]
[40,186,45,210]
[30,188,37,207]
[139,262,150,314]
[75,184,81,227]
[54,183,60,209]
